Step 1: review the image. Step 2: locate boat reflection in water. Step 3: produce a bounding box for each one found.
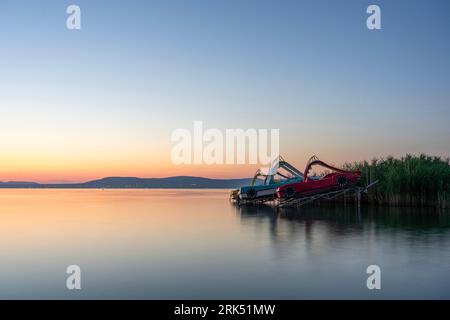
[233,203,450,242]
[232,203,450,299]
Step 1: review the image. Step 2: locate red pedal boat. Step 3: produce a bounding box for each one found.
[276,156,361,199]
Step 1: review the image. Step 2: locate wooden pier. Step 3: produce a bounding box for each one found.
[231,181,378,208]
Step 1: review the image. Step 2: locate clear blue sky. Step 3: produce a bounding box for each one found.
[0,0,449,181]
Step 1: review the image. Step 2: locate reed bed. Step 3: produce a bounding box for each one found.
[343,154,450,208]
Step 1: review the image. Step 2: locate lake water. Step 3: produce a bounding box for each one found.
[0,189,449,299]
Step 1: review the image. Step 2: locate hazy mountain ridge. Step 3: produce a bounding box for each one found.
[0,176,252,189]
[0,181,40,186]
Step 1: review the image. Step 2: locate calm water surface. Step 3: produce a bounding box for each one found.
[0,189,449,299]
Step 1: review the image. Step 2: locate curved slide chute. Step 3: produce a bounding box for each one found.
[303,156,357,181]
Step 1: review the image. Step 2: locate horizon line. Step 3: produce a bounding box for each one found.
[0,175,253,185]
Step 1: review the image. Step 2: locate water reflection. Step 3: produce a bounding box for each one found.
[235,204,450,237]
[233,203,450,262]
[0,189,449,299]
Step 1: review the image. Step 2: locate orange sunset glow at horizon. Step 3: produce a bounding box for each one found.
[2,146,448,183]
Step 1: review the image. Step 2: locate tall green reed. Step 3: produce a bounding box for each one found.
[343,154,450,208]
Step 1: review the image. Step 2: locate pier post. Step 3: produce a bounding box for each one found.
[357,187,361,210]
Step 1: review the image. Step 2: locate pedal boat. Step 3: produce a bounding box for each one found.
[230,156,304,201]
[276,156,361,199]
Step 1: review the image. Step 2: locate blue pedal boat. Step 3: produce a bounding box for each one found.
[230,156,304,202]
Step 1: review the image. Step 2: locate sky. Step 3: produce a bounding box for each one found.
[0,0,449,183]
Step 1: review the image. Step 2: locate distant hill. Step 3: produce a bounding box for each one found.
[0,176,252,189]
[0,181,40,187]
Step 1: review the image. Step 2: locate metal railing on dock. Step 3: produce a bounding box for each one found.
[231,181,379,208]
